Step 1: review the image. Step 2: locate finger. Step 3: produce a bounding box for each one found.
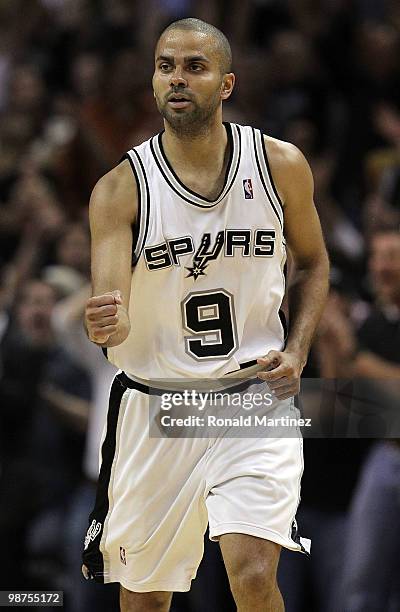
[277,391,298,402]
[88,295,118,307]
[273,388,298,401]
[94,315,119,328]
[106,290,123,305]
[257,350,282,370]
[99,304,118,316]
[86,304,118,320]
[258,363,291,381]
[268,377,296,390]
[90,324,118,342]
[91,333,110,344]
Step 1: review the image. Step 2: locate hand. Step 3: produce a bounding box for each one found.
[257,350,304,400]
[85,290,123,344]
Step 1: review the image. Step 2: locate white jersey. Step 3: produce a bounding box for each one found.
[107,123,287,387]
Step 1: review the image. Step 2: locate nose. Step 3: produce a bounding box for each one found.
[169,66,187,88]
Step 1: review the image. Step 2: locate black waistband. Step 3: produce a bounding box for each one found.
[116,372,265,397]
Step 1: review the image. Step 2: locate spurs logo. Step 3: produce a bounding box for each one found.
[186,231,225,280]
[144,229,276,275]
[84,519,102,550]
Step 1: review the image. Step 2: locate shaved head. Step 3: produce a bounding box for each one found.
[158,18,232,74]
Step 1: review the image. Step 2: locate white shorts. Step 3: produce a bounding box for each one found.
[82,373,310,593]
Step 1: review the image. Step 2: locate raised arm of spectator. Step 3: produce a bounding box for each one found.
[85,160,137,347]
[354,352,400,379]
[354,352,400,399]
[40,383,90,434]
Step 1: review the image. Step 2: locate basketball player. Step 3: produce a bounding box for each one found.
[82,18,329,612]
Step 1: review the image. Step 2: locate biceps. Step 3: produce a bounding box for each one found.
[285,201,327,268]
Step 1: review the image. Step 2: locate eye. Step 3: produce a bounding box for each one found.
[159,63,172,72]
[189,63,204,71]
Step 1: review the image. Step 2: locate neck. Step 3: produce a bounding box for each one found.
[162,113,228,169]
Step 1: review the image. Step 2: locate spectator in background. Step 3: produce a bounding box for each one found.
[283,118,364,276]
[50,283,119,612]
[338,228,400,612]
[43,221,90,298]
[300,228,400,611]
[277,277,372,612]
[364,103,400,237]
[263,29,333,142]
[334,22,400,219]
[0,279,91,589]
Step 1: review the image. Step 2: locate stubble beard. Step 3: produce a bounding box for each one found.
[156,91,221,137]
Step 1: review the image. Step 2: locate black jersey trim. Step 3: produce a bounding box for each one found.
[130,148,151,264]
[260,133,284,213]
[150,123,241,208]
[257,130,284,225]
[252,128,283,230]
[239,359,258,370]
[279,259,288,348]
[278,309,288,343]
[120,153,142,266]
[157,122,234,203]
[290,520,310,556]
[289,434,309,556]
[224,359,259,375]
[82,375,127,582]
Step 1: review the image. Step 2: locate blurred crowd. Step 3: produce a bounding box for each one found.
[0,0,399,611]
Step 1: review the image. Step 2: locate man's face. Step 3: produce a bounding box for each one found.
[17,280,57,340]
[153,29,233,135]
[57,223,90,274]
[369,232,400,303]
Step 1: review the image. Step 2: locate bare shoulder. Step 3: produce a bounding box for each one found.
[263,135,313,203]
[263,135,308,169]
[90,159,137,224]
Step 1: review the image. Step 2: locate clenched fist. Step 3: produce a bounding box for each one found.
[85,290,129,346]
[257,350,305,400]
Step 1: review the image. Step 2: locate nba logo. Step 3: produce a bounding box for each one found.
[243,178,253,199]
[120,547,126,565]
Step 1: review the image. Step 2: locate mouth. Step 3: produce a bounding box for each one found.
[167,94,192,109]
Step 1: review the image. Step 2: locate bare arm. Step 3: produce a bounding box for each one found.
[258,138,330,399]
[85,160,137,347]
[40,383,90,434]
[355,352,400,379]
[354,352,400,398]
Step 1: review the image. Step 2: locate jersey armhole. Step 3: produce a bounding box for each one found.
[121,150,150,265]
[251,128,284,230]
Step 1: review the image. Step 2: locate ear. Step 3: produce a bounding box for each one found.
[221,73,235,100]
